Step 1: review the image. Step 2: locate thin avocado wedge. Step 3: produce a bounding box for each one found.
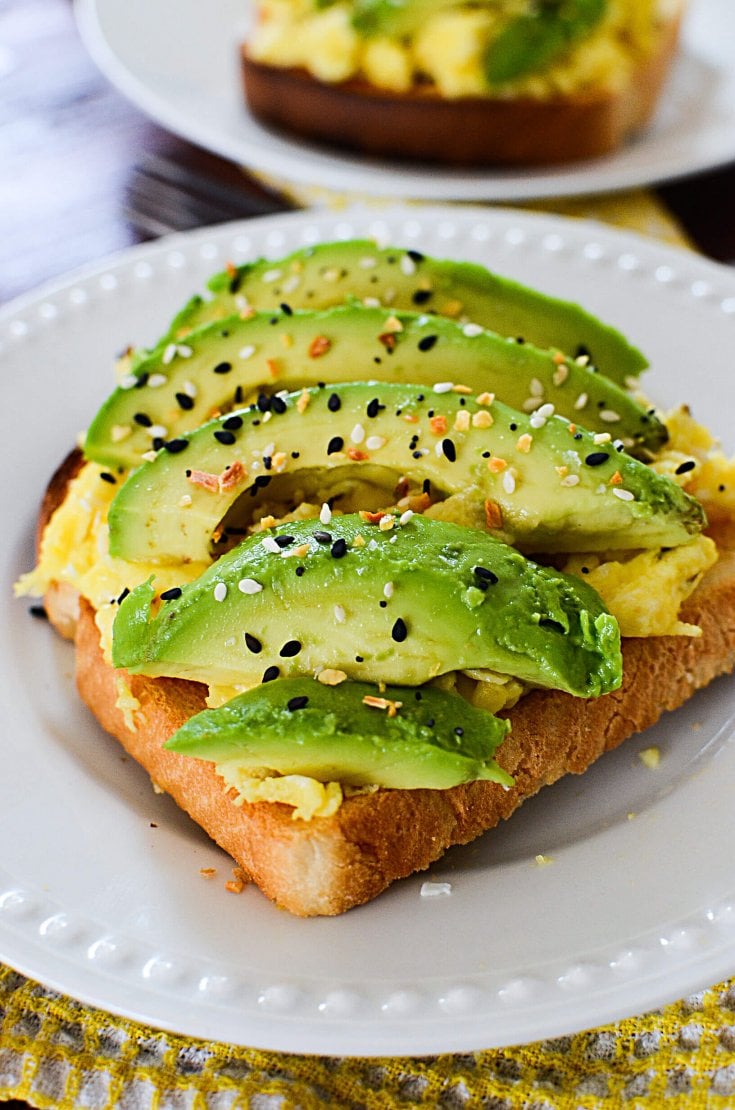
[106,381,703,563]
[485,0,606,85]
[112,514,622,695]
[149,240,647,385]
[85,304,665,470]
[164,677,514,791]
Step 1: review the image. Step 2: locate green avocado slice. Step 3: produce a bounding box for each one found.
[142,240,646,385]
[112,514,622,696]
[485,0,607,85]
[164,677,514,791]
[106,381,703,564]
[84,304,664,471]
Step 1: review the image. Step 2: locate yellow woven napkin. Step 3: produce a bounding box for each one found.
[2,189,731,1110]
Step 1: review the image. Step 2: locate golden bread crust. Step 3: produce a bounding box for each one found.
[240,12,682,167]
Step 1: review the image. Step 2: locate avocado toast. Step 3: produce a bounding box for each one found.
[19,237,735,916]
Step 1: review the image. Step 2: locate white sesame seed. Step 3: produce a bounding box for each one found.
[435,441,445,457]
[359,256,378,268]
[177,344,193,358]
[529,414,547,429]
[400,255,416,276]
[530,377,544,397]
[182,380,197,398]
[263,442,275,457]
[213,582,227,602]
[561,474,580,487]
[366,435,386,451]
[147,373,167,388]
[433,382,454,394]
[362,296,380,308]
[239,344,256,360]
[282,274,301,293]
[350,423,365,444]
[162,343,177,365]
[536,402,555,419]
[147,424,168,438]
[574,392,589,410]
[383,582,395,598]
[320,503,332,525]
[593,432,612,445]
[553,365,569,386]
[238,578,264,594]
[178,493,192,507]
[262,268,283,283]
[522,397,543,413]
[612,487,635,501]
[399,509,414,526]
[111,424,131,442]
[462,323,483,338]
[261,536,281,553]
[334,604,346,623]
[600,410,621,423]
[119,374,138,390]
[502,470,516,494]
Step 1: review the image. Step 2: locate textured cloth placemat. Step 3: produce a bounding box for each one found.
[2,189,732,1109]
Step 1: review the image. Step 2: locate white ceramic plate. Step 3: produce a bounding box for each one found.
[2,207,735,1056]
[74,0,735,203]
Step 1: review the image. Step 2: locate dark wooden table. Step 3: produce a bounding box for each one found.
[1,0,734,1105]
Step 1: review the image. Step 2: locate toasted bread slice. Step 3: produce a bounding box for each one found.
[71,527,735,916]
[241,9,682,167]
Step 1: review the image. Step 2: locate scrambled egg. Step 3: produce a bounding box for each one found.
[248,0,677,99]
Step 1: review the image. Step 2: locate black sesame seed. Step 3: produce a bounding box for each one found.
[257,393,272,412]
[379,600,388,608]
[164,438,189,454]
[416,394,424,402]
[287,695,309,711]
[151,437,165,452]
[295,565,305,577]
[262,666,280,682]
[234,386,243,404]
[584,451,610,467]
[213,361,233,375]
[418,335,438,352]
[422,479,431,494]
[29,605,48,620]
[313,530,332,544]
[160,587,183,601]
[441,438,457,462]
[275,534,294,548]
[280,302,293,316]
[254,474,272,489]
[474,566,499,584]
[391,617,408,642]
[175,392,195,410]
[327,393,341,412]
[574,433,584,441]
[414,691,422,700]
[412,451,423,459]
[355,656,364,663]
[412,289,432,305]
[134,372,149,389]
[454,727,464,736]
[366,398,381,418]
[280,640,302,657]
[117,587,130,604]
[331,538,348,558]
[327,436,344,455]
[291,451,300,459]
[263,456,272,471]
[271,396,287,414]
[482,451,491,459]
[581,566,590,574]
[229,273,242,294]
[675,460,696,475]
[133,412,152,427]
[407,249,425,263]
[245,632,262,654]
[222,414,244,430]
[426,718,435,728]
[509,422,517,431]
[100,471,117,484]
[214,430,236,445]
